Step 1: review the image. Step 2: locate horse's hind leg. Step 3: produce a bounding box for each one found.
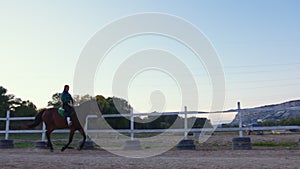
[78,128,86,150]
[61,129,75,152]
[46,128,54,152]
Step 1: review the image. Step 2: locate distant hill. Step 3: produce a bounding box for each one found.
[229,100,300,126]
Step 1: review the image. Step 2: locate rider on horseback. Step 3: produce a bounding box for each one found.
[61,85,74,126]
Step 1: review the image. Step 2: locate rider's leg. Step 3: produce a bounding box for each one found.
[63,104,72,125]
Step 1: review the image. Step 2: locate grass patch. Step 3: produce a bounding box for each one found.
[14,142,35,148]
[0,133,83,140]
[253,142,297,147]
[13,140,80,149]
[0,133,84,149]
[1,133,42,140]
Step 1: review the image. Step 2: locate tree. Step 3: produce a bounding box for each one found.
[105,97,132,114]
[0,86,14,117]
[10,100,38,129]
[94,95,132,129]
[73,94,93,105]
[0,86,38,129]
[48,93,62,108]
[12,100,37,117]
[95,95,110,114]
[49,93,95,108]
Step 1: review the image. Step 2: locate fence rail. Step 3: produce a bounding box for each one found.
[1,102,300,142]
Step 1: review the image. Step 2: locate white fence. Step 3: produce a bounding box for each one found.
[1,106,214,141]
[1,102,300,142]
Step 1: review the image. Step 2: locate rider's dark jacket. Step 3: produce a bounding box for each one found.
[61,91,74,105]
[61,91,74,116]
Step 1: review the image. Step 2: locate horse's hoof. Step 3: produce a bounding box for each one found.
[77,147,82,151]
[61,147,66,152]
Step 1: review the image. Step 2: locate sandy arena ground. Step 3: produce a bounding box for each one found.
[1,148,300,169]
[1,132,300,169]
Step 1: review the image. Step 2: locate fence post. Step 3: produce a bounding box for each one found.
[123,108,141,150]
[130,108,134,141]
[35,121,48,149]
[41,122,46,141]
[5,110,10,140]
[232,101,251,150]
[238,102,243,137]
[176,106,195,150]
[184,106,188,140]
[0,110,14,148]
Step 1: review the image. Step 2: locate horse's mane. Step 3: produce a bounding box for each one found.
[48,107,59,111]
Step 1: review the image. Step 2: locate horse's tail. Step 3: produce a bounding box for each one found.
[26,110,45,129]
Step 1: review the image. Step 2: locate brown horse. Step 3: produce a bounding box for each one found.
[25,107,86,152]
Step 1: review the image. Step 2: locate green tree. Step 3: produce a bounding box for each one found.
[48,93,62,108]
[95,95,132,129]
[105,97,132,114]
[12,100,37,117]
[49,93,94,108]
[10,100,37,129]
[0,86,15,117]
[94,95,213,131]
[74,94,93,105]
[95,95,110,114]
[0,86,38,129]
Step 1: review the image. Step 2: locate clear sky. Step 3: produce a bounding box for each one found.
[1,0,300,116]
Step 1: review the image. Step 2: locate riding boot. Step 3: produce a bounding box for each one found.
[67,117,72,126]
[64,111,72,126]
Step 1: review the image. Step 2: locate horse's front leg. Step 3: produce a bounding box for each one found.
[61,129,75,151]
[78,128,86,150]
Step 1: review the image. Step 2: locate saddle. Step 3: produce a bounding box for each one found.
[58,108,66,117]
[58,108,74,117]
[58,108,73,126]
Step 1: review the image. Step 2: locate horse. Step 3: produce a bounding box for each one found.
[24,100,101,152]
[25,108,85,152]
